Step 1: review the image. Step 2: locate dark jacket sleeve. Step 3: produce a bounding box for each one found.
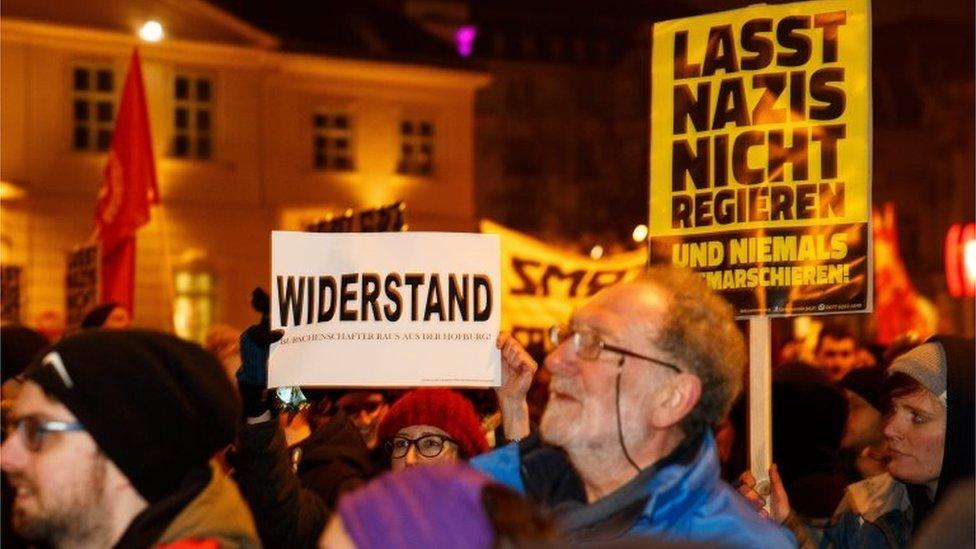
[234,418,332,549]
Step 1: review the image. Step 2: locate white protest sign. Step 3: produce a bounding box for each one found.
[269,231,501,388]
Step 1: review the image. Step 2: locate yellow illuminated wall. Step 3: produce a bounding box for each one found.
[0,8,488,332]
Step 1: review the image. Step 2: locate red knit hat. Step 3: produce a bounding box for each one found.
[377,389,489,458]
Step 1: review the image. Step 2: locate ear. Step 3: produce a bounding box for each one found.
[650,373,702,430]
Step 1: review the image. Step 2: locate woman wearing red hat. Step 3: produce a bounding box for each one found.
[378,388,490,471]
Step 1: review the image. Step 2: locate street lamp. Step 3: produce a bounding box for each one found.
[139,21,164,42]
[632,224,649,242]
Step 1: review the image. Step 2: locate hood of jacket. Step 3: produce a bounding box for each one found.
[932,336,975,502]
[156,463,260,548]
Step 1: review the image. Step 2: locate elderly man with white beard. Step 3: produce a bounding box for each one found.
[472,265,794,547]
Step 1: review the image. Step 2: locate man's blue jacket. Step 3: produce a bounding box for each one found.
[471,430,795,548]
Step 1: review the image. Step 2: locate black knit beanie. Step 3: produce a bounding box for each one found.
[1,326,49,383]
[839,364,886,412]
[24,329,241,502]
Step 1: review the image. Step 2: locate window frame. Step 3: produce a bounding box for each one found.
[311,106,356,173]
[396,113,437,177]
[170,70,217,161]
[68,61,119,154]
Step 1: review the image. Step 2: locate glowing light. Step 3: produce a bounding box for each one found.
[454,26,478,58]
[589,245,604,260]
[139,21,164,42]
[945,222,976,298]
[965,239,976,290]
[632,224,648,242]
[0,180,26,200]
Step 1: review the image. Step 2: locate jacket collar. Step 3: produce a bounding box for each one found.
[519,430,713,541]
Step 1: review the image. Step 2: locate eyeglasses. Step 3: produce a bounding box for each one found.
[339,400,384,417]
[548,324,682,373]
[387,434,459,459]
[2,416,85,452]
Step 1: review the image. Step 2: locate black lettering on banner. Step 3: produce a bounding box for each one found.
[673,82,710,134]
[769,185,793,220]
[275,271,495,326]
[673,30,701,78]
[277,275,305,327]
[732,130,765,185]
[448,274,469,321]
[340,273,359,321]
[404,273,425,321]
[776,16,811,67]
[790,71,806,120]
[768,128,808,181]
[810,68,846,121]
[307,276,315,325]
[510,258,540,296]
[740,19,773,70]
[820,181,845,217]
[813,124,846,178]
[424,275,445,321]
[673,137,709,191]
[472,275,492,321]
[361,273,381,320]
[751,73,787,125]
[541,265,586,297]
[702,25,738,76]
[318,276,337,322]
[714,189,736,224]
[712,78,749,129]
[795,183,818,219]
[814,11,847,63]
[673,194,693,228]
[714,134,729,187]
[384,273,403,320]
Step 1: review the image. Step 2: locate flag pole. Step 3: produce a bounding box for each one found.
[155,203,177,332]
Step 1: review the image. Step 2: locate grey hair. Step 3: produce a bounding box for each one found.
[635,265,746,437]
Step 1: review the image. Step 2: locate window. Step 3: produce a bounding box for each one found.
[173,268,214,343]
[397,118,435,176]
[71,64,116,152]
[312,111,354,171]
[172,73,214,159]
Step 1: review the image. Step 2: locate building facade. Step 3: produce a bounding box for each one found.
[1,0,488,338]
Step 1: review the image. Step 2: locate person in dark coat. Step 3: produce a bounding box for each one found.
[741,336,975,548]
[772,361,850,519]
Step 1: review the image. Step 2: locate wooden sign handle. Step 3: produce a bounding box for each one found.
[749,316,772,509]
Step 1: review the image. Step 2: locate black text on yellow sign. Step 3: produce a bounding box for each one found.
[671,12,848,229]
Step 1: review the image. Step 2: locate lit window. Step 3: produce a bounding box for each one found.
[397,117,434,176]
[172,73,214,159]
[173,269,214,343]
[312,111,354,171]
[71,64,116,152]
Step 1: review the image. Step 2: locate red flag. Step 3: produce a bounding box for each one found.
[94,49,159,314]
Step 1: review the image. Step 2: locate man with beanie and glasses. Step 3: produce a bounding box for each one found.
[470,265,794,546]
[0,330,259,548]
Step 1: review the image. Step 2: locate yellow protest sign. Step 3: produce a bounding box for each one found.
[650,0,872,316]
[480,220,647,354]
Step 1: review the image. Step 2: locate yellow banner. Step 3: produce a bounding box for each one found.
[650,0,872,316]
[480,220,647,353]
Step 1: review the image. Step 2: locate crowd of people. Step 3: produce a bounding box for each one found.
[0,265,973,548]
